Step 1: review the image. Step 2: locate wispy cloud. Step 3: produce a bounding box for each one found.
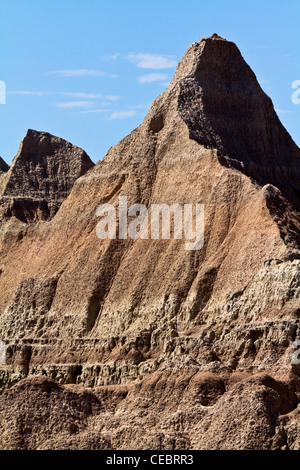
[7,90,50,96]
[275,109,292,114]
[102,53,121,61]
[257,78,270,85]
[58,92,120,100]
[55,101,95,109]
[58,92,103,98]
[8,90,121,104]
[77,108,110,115]
[49,69,119,78]
[109,110,136,119]
[106,95,120,101]
[138,73,169,84]
[126,104,151,110]
[160,81,171,87]
[127,53,177,69]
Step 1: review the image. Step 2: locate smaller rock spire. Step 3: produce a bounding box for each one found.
[0,156,9,173]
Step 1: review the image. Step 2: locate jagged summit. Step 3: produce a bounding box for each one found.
[139,35,300,208]
[12,129,91,170]
[0,129,94,221]
[176,35,297,164]
[209,33,226,40]
[101,35,300,208]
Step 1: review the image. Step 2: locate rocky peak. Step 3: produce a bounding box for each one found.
[0,129,94,222]
[209,33,226,40]
[149,35,300,208]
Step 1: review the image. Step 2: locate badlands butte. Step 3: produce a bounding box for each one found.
[0,34,300,450]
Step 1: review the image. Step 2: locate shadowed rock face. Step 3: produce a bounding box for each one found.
[177,36,300,208]
[0,157,9,173]
[0,129,94,222]
[0,35,300,450]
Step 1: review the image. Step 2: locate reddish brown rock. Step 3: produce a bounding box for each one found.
[0,35,299,450]
[1,372,299,450]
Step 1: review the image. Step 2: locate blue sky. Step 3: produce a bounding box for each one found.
[0,0,299,164]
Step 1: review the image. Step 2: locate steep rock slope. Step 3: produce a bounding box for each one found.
[0,35,300,449]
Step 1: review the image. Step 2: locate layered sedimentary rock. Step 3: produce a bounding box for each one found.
[1,372,300,450]
[0,34,300,450]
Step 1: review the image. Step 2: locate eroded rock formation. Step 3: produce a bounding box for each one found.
[0,129,94,222]
[0,35,300,450]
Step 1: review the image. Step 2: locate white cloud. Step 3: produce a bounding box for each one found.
[127,53,177,69]
[275,109,292,114]
[160,81,171,87]
[138,73,169,84]
[8,90,120,101]
[7,90,49,96]
[106,95,120,101]
[77,109,110,114]
[126,104,151,110]
[257,78,270,85]
[49,69,119,78]
[55,101,95,109]
[109,110,136,119]
[58,92,103,98]
[102,53,121,61]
